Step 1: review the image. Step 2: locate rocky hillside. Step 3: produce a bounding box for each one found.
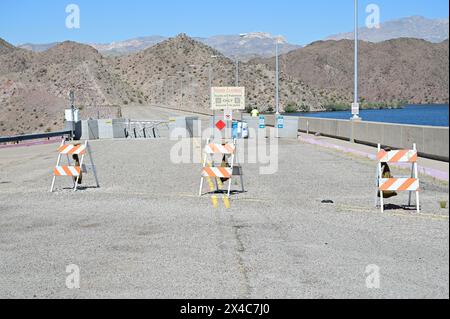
[1,34,345,135]
[1,34,448,136]
[0,39,141,135]
[111,34,341,113]
[253,38,449,105]
[0,38,16,55]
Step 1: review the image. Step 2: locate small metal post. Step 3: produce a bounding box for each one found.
[235,58,239,87]
[69,90,75,140]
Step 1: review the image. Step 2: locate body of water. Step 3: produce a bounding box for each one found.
[288,104,449,127]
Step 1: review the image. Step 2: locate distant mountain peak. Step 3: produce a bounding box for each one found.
[15,32,300,61]
[240,32,287,43]
[325,15,449,43]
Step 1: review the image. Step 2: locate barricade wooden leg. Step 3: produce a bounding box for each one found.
[50,153,62,193]
[73,153,85,191]
[416,191,420,213]
[87,142,100,188]
[50,139,65,193]
[199,153,208,197]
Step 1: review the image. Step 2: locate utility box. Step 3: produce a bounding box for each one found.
[169,117,200,138]
[65,109,79,122]
[276,116,299,139]
[64,120,82,140]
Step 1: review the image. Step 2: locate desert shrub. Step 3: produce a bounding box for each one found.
[298,103,310,113]
[324,103,350,111]
[284,102,298,113]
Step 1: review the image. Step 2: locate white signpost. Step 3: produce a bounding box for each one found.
[351,102,360,116]
[224,109,233,122]
[65,109,79,122]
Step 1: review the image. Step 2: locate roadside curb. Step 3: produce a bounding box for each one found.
[300,135,449,182]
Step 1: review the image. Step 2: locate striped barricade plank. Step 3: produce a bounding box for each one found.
[377,150,418,163]
[205,143,235,155]
[58,144,87,155]
[379,178,420,191]
[202,167,232,178]
[51,140,100,192]
[53,166,81,177]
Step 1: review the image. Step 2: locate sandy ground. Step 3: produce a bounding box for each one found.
[0,106,448,299]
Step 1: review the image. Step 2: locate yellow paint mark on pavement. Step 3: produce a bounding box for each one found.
[222,196,231,209]
[211,195,219,208]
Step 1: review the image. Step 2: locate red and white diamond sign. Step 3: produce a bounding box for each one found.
[215,120,226,131]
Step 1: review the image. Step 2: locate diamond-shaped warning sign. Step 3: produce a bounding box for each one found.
[215,120,226,131]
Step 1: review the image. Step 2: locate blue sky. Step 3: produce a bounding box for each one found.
[0,0,448,45]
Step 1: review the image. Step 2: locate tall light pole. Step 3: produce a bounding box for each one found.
[241,33,280,114]
[189,64,201,113]
[167,75,177,108]
[69,90,75,140]
[235,58,239,87]
[209,55,219,132]
[275,39,280,115]
[177,71,184,110]
[352,0,361,120]
[180,75,183,110]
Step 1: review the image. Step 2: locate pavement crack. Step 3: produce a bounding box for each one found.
[230,217,251,298]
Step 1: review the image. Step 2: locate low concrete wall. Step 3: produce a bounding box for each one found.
[80,120,99,140]
[264,115,449,161]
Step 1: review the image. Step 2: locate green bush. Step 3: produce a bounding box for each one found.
[284,102,298,113]
[324,103,350,111]
[298,103,310,113]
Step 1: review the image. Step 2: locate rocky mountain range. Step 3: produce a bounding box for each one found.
[326,16,449,43]
[252,38,449,105]
[1,31,448,136]
[16,16,449,60]
[18,32,300,61]
[195,33,301,61]
[0,34,346,135]
[0,40,142,135]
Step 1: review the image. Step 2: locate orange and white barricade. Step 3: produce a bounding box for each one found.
[376,144,420,213]
[199,139,244,198]
[50,139,100,192]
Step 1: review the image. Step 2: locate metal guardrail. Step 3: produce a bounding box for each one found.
[125,121,169,139]
[0,130,72,144]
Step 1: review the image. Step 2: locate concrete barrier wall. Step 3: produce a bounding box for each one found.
[263,115,449,161]
[80,120,99,140]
